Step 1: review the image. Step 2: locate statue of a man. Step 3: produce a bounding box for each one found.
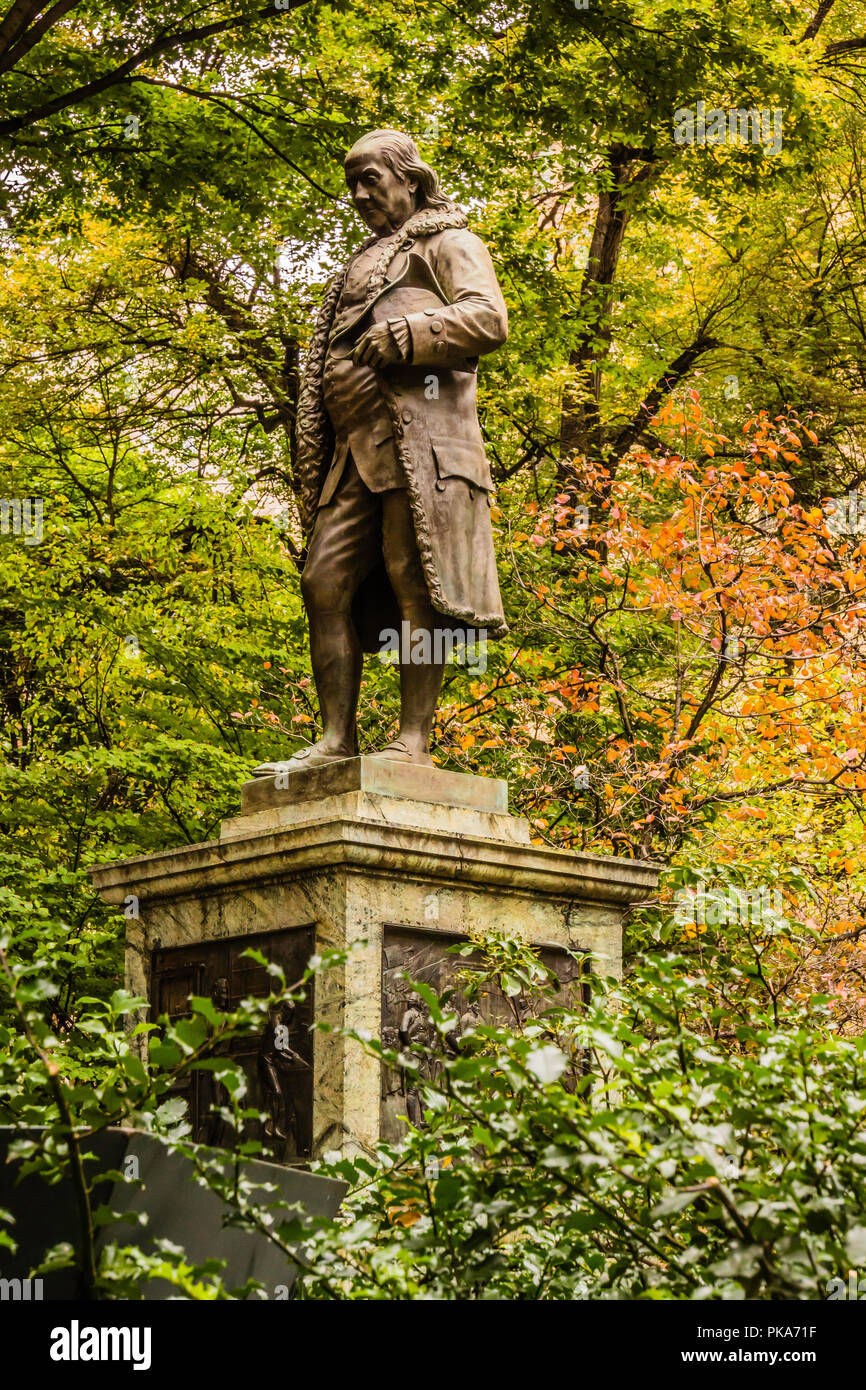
[255,129,508,776]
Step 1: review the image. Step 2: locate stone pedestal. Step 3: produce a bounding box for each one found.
[90,758,659,1159]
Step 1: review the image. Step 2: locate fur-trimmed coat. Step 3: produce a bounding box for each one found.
[294,206,509,648]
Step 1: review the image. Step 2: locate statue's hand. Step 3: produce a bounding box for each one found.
[352,322,402,368]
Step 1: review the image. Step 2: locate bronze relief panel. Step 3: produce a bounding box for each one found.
[380,925,586,1145]
[151,926,315,1164]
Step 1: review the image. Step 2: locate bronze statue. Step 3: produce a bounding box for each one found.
[254,129,508,776]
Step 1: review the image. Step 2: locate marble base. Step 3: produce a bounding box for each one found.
[240,755,508,816]
[90,758,659,1158]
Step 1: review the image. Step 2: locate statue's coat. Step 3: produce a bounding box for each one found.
[295,206,509,650]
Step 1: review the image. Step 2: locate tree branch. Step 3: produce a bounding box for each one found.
[0,1,311,137]
[823,35,866,58]
[800,0,837,43]
[610,333,719,462]
[0,0,77,76]
[0,0,50,54]
[131,76,339,200]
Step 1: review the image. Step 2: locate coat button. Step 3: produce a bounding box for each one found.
[424,307,436,316]
[431,320,443,333]
[401,409,413,423]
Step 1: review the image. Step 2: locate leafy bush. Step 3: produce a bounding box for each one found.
[2,924,864,1300]
[298,939,866,1301]
[0,929,333,1298]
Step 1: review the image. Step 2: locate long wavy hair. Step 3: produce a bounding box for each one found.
[344,129,459,212]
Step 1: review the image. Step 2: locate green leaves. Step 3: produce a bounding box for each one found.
[296,950,866,1300]
[0,0,864,1304]
[525,1043,569,1084]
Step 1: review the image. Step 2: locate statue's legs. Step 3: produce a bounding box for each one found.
[255,459,444,774]
[377,487,445,765]
[291,463,380,765]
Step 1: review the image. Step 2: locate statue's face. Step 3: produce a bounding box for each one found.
[345,147,418,235]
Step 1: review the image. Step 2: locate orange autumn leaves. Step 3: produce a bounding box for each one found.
[512,403,866,848]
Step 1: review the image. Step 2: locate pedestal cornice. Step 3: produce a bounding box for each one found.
[90,813,661,908]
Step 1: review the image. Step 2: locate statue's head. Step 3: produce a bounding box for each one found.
[344,129,457,235]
